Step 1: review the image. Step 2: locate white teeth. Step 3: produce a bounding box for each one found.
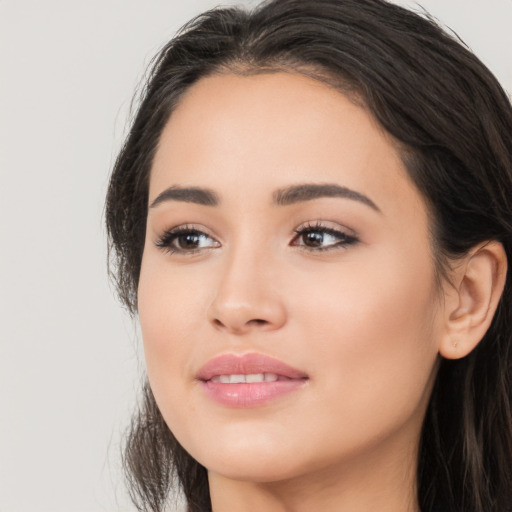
[246,373,265,383]
[210,373,279,383]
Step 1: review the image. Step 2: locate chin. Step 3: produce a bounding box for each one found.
[205,455,306,484]
[181,426,311,483]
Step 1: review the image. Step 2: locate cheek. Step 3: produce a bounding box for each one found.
[137,252,204,392]
[294,248,441,429]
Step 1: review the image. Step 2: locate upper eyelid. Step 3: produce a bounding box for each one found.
[160,224,217,238]
[157,221,352,237]
[294,220,357,237]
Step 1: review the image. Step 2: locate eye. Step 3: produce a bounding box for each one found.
[291,222,358,252]
[156,225,220,254]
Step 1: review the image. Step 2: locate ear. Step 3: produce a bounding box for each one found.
[439,241,508,360]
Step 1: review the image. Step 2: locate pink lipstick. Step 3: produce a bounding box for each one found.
[197,353,308,407]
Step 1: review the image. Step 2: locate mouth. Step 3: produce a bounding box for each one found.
[209,373,291,383]
[197,352,309,408]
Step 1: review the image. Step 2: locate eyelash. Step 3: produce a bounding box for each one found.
[155,222,359,255]
[155,224,218,255]
[292,221,359,252]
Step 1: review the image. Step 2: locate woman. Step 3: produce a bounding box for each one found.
[105,0,512,511]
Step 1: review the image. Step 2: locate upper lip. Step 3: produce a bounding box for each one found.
[197,352,308,381]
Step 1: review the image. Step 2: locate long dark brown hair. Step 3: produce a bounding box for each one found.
[105,1,512,511]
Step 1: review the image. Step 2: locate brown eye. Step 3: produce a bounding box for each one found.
[302,231,325,247]
[292,224,359,252]
[176,233,202,250]
[156,227,220,254]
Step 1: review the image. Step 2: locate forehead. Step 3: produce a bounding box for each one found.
[150,71,426,221]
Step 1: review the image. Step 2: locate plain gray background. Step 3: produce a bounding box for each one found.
[1,1,511,511]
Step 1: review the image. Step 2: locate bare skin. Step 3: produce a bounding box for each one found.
[137,72,507,512]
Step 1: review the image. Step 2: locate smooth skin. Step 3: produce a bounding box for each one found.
[138,72,507,512]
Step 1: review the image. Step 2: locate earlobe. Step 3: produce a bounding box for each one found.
[439,241,507,360]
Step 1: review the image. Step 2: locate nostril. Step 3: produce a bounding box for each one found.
[207,297,287,333]
[250,319,268,326]
[211,316,269,333]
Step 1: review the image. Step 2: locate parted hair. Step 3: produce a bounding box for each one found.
[105,1,512,511]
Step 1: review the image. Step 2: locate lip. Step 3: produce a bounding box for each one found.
[197,352,309,408]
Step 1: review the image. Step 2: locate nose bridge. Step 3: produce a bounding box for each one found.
[207,233,286,334]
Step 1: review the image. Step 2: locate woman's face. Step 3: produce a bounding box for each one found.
[138,72,445,483]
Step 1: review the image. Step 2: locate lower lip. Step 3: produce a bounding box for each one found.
[201,379,307,408]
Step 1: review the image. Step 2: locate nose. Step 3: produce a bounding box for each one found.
[207,248,287,335]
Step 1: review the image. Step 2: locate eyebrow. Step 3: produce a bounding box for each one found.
[150,183,380,212]
[273,183,381,212]
[150,186,219,208]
